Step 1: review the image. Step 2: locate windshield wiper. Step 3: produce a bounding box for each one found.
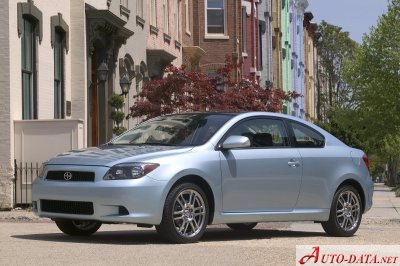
[138,142,177,146]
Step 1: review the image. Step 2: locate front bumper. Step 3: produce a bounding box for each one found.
[32,165,167,225]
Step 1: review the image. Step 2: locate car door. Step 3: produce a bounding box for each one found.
[219,118,302,212]
[288,121,337,210]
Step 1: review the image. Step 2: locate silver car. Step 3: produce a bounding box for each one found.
[32,112,373,243]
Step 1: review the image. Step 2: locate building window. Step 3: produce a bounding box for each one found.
[21,17,37,120]
[54,30,65,119]
[136,0,144,18]
[150,0,157,26]
[185,0,190,34]
[51,13,69,118]
[242,7,247,52]
[174,0,180,39]
[163,0,169,34]
[206,0,225,34]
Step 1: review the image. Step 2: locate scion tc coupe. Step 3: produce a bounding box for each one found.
[32,112,373,243]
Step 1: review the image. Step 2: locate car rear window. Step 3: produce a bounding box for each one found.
[290,122,325,148]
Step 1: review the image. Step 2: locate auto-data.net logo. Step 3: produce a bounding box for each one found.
[296,245,400,266]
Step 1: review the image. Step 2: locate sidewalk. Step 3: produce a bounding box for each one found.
[1,183,399,223]
[364,183,400,220]
[0,208,48,222]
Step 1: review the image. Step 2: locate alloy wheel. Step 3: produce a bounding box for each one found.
[336,190,361,231]
[172,189,206,238]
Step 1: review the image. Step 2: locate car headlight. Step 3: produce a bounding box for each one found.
[103,163,160,180]
[38,161,48,179]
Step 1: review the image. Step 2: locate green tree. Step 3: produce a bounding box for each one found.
[317,21,358,114]
[314,22,363,154]
[343,0,400,186]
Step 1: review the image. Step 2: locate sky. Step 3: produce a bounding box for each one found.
[306,0,388,43]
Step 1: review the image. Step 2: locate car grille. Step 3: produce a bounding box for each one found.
[46,171,95,182]
[41,200,94,215]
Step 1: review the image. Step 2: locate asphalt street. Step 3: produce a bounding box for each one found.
[0,184,399,266]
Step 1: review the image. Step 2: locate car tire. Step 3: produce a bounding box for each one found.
[55,220,102,236]
[156,183,209,244]
[322,185,362,237]
[227,223,258,231]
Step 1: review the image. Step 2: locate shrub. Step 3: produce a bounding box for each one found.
[395,187,400,197]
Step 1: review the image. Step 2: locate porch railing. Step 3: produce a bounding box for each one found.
[14,160,40,207]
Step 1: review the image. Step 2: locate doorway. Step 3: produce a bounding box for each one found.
[88,45,109,147]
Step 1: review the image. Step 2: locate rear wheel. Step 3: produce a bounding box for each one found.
[322,185,362,237]
[55,220,102,236]
[156,183,209,244]
[227,223,258,231]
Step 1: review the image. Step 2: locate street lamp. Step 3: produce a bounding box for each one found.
[97,62,109,82]
[119,75,131,97]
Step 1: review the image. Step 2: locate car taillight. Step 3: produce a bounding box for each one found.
[362,154,369,170]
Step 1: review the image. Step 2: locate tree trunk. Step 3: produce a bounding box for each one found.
[329,75,333,107]
[387,156,398,187]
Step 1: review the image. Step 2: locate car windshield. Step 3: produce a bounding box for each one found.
[111,113,235,146]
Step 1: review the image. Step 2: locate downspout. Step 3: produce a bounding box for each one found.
[234,0,238,81]
[251,0,256,82]
[256,0,260,83]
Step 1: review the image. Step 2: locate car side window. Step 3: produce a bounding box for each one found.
[227,118,289,148]
[290,122,325,148]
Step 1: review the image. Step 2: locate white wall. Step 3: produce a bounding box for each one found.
[1,0,75,209]
[70,0,88,146]
[0,0,12,209]
[14,120,84,164]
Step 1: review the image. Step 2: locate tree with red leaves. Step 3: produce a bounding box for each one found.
[128,58,299,121]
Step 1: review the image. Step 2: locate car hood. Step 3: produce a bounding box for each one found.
[47,145,193,166]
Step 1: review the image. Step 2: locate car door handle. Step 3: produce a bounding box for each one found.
[288,160,301,168]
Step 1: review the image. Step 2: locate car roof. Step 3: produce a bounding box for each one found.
[195,111,347,147]
[158,111,346,147]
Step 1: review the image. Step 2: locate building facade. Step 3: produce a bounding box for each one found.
[281,0,291,114]
[182,0,206,70]
[241,0,259,82]
[290,0,308,118]
[146,0,182,80]
[0,0,181,209]
[194,0,242,79]
[0,0,319,209]
[258,0,273,87]
[271,0,283,91]
[303,12,317,121]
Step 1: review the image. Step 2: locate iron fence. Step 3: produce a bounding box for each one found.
[14,160,40,207]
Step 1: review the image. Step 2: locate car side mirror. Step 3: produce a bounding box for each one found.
[221,136,251,149]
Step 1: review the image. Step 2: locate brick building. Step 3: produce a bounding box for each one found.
[241,0,260,82]
[192,0,242,80]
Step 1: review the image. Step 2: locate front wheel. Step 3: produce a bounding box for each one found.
[55,220,102,236]
[322,185,362,237]
[156,183,209,244]
[227,223,258,231]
